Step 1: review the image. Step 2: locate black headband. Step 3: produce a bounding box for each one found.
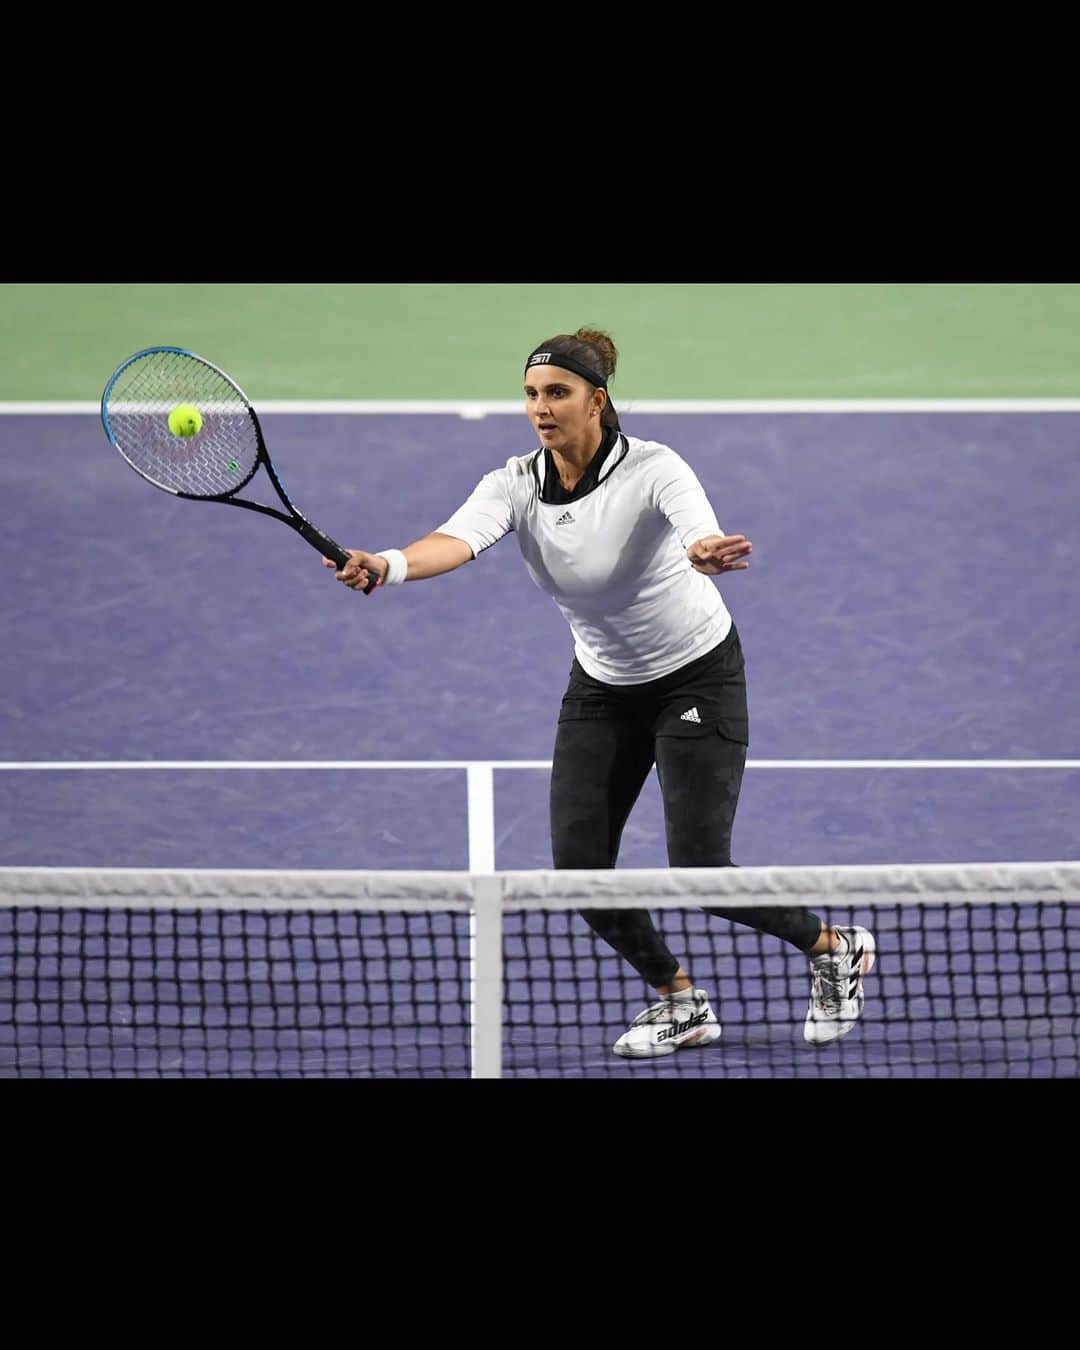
[525,350,608,389]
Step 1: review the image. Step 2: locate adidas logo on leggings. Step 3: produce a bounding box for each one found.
[679,707,702,723]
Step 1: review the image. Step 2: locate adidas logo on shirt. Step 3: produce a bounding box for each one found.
[680,707,702,723]
[555,511,575,525]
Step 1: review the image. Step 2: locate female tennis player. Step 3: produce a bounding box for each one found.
[325,328,875,1058]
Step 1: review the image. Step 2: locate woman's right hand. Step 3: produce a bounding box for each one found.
[322,550,387,591]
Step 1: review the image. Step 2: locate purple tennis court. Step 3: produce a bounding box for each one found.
[2,411,1078,1075]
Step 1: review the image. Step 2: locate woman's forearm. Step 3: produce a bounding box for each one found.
[398,532,475,580]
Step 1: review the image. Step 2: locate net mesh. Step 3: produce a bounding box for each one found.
[2,865,1077,1079]
[103,349,260,497]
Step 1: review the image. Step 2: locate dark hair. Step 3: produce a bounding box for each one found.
[534,327,620,429]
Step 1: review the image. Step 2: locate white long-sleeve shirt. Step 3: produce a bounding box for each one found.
[436,434,733,684]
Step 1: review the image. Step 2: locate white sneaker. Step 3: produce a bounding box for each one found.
[613,989,722,1059]
[804,926,876,1045]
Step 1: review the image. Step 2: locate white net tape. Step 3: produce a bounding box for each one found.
[1,862,1078,910]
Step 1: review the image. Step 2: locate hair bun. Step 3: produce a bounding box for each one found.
[573,328,618,379]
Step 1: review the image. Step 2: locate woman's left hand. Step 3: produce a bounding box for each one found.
[686,534,752,574]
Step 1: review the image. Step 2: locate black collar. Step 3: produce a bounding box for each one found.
[534,425,626,505]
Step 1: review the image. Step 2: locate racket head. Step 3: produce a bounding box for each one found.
[102,347,264,499]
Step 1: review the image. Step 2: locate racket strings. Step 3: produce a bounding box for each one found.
[105,350,260,497]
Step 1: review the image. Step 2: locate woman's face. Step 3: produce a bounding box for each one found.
[524,365,603,451]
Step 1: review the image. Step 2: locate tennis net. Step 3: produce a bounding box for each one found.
[2,863,1077,1078]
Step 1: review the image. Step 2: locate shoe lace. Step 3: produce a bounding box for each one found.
[631,998,682,1027]
[810,958,846,1015]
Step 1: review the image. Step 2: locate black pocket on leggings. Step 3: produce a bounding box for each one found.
[654,683,749,743]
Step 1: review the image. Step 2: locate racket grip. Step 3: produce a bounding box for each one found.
[296,520,379,595]
[296,519,350,566]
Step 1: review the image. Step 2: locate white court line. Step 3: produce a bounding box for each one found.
[466,765,496,872]
[6,399,1080,417]
[1,760,1079,770]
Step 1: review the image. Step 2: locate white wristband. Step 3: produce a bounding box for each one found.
[375,549,408,586]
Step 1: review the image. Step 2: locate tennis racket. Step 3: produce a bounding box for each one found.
[101,346,377,592]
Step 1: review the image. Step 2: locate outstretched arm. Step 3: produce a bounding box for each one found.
[650,451,752,578]
[323,532,475,592]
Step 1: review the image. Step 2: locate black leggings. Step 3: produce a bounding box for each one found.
[549,630,822,988]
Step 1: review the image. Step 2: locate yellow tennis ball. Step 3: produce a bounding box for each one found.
[168,404,203,438]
